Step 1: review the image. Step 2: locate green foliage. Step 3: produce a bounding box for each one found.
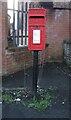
[2,94,14,104]
[2,88,52,111]
[27,93,52,111]
[16,91,21,97]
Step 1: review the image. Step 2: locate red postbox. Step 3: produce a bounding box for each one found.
[28,8,46,50]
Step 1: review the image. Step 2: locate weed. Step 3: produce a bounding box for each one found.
[16,91,21,97]
[2,88,52,111]
[27,93,52,111]
[2,94,14,104]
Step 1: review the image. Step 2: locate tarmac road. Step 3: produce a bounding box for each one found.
[2,63,70,118]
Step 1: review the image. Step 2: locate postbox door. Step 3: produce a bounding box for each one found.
[28,26,46,50]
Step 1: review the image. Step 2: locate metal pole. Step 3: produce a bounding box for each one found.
[25,2,28,46]
[32,50,38,96]
[21,2,24,45]
[17,2,19,46]
[13,0,16,47]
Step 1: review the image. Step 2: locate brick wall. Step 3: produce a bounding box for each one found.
[3,47,33,75]
[46,9,69,61]
[0,1,8,76]
[2,2,8,50]
[69,10,71,40]
[53,2,70,8]
[0,2,2,75]
[2,47,47,75]
[1,2,8,76]
[3,47,48,75]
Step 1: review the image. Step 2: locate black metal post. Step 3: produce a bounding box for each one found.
[17,2,19,46]
[13,0,16,47]
[25,2,28,45]
[33,50,38,96]
[21,2,24,45]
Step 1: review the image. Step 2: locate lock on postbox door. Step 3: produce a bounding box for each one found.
[28,8,46,50]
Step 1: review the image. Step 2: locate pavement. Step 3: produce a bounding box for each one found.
[2,62,70,119]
